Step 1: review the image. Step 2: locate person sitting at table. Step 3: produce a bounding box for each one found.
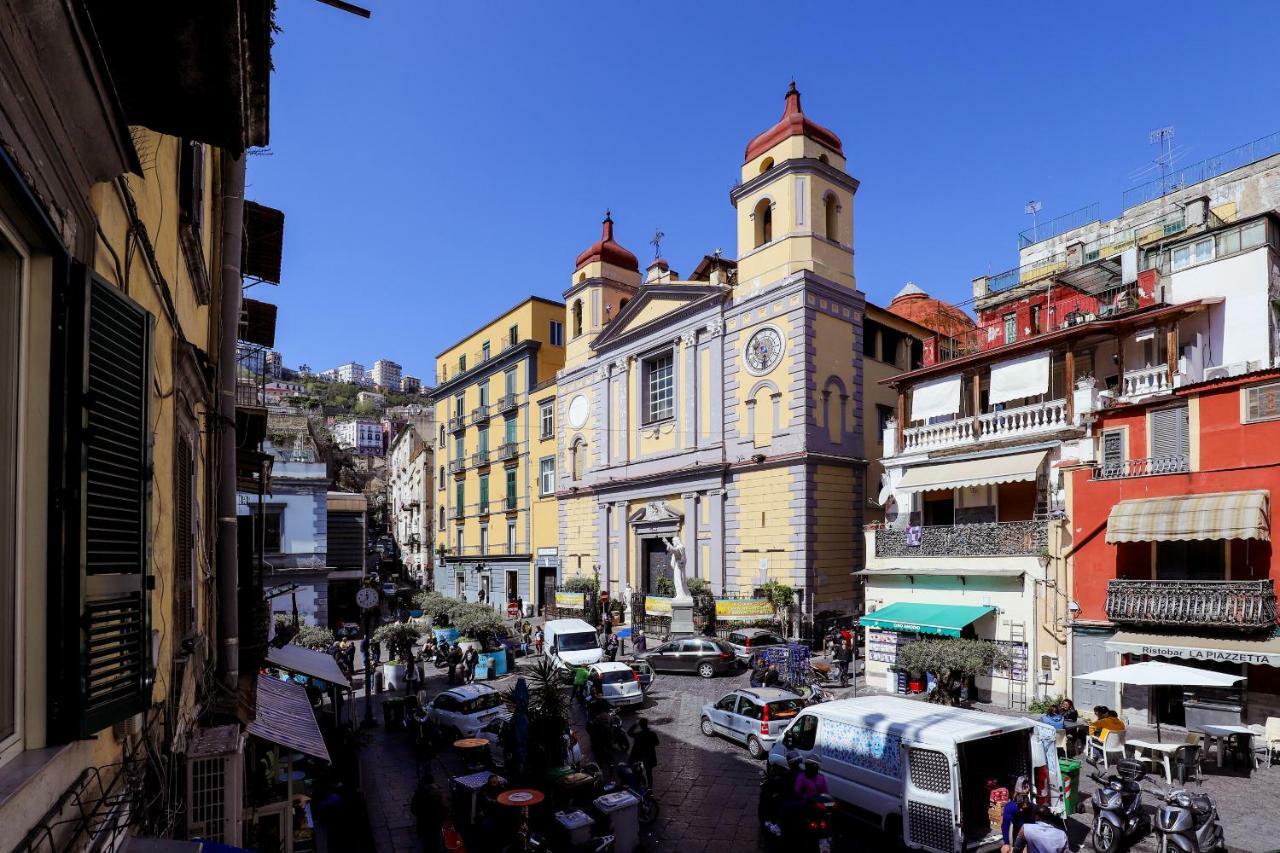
[1089,707,1127,738]
[1039,704,1065,730]
[1060,698,1079,724]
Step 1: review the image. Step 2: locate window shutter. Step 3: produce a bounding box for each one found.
[1151,406,1189,460]
[49,273,154,738]
[1101,431,1125,469]
[175,436,194,639]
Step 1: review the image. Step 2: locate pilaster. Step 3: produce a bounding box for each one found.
[682,491,699,582]
[708,488,725,594]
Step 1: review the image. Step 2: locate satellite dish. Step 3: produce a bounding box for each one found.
[876,472,894,506]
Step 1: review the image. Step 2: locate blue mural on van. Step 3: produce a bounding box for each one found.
[820,719,903,779]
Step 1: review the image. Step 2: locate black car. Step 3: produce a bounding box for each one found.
[635,637,742,678]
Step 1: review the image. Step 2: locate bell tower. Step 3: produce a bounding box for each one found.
[563,211,641,370]
[731,82,858,291]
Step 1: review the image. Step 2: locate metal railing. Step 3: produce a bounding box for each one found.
[1122,130,1280,208]
[496,393,518,413]
[496,441,519,461]
[471,451,490,467]
[875,519,1049,558]
[447,458,466,475]
[448,416,465,433]
[1105,579,1276,630]
[1018,203,1102,248]
[985,252,1068,296]
[504,494,519,511]
[471,404,490,423]
[1092,454,1189,480]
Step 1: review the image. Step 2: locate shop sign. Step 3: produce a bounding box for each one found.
[1109,639,1280,667]
[714,598,773,620]
[554,591,585,610]
[645,596,672,616]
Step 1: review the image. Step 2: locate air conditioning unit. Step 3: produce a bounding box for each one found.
[1205,361,1255,381]
[186,724,245,845]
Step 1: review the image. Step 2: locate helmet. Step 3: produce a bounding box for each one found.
[803,758,821,774]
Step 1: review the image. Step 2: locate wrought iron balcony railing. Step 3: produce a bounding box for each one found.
[447,416,465,433]
[1093,454,1189,480]
[447,458,466,475]
[496,441,519,461]
[875,519,1049,558]
[1106,579,1276,630]
[471,451,490,468]
[471,404,490,423]
[496,394,518,413]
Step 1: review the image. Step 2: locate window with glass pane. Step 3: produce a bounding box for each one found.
[540,402,554,438]
[459,354,466,372]
[479,382,489,406]
[1242,220,1266,249]
[454,395,464,417]
[0,231,19,747]
[645,353,674,422]
[506,467,517,508]
[454,434,464,458]
[509,325,518,346]
[482,341,490,360]
[539,457,556,496]
[1245,382,1280,422]
[479,525,488,553]
[479,474,489,510]
[505,369,516,396]
[508,520,517,551]
[505,415,517,445]
[478,425,489,455]
[1003,314,1016,344]
[455,482,464,515]
[550,320,564,346]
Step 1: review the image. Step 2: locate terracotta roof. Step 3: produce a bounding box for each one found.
[744,81,843,163]
[575,211,639,272]
[886,282,975,339]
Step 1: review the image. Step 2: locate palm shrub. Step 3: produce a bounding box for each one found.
[514,657,569,773]
[895,638,1013,706]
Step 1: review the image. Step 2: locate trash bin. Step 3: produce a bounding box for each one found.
[1059,758,1081,815]
[594,791,639,853]
[555,810,594,847]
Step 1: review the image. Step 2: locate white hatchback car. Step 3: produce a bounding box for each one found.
[423,683,505,738]
[590,662,645,708]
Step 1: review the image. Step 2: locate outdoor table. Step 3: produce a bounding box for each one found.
[497,788,546,851]
[454,737,490,770]
[1200,724,1255,770]
[451,770,506,824]
[1124,739,1180,784]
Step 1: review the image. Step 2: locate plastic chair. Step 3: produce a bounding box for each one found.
[1266,718,1280,764]
[1171,743,1202,784]
[1054,729,1068,759]
[1087,729,1127,770]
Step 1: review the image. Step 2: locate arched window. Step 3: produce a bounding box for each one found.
[439,426,445,445]
[578,272,586,283]
[759,157,774,174]
[571,438,588,480]
[619,297,629,312]
[572,299,583,338]
[753,198,773,248]
[824,193,839,242]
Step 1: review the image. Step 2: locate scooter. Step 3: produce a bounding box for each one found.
[757,762,837,852]
[1146,785,1225,853]
[1089,759,1150,853]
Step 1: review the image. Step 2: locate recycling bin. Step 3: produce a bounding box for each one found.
[1059,758,1081,815]
[555,810,594,847]
[594,790,639,853]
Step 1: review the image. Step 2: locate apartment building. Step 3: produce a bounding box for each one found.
[388,425,434,586]
[333,418,384,455]
[324,361,367,385]
[371,358,403,391]
[430,297,565,612]
[402,374,423,393]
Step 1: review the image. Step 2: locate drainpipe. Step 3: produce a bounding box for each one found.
[216,153,246,688]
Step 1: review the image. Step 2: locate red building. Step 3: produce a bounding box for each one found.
[1068,370,1280,727]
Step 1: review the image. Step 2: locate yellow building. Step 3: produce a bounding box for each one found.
[0,3,275,847]
[430,297,566,611]
[557,83,867,627]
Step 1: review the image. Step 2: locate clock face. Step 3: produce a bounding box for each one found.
[745,326,784,374]
[356,587,380,610]
[567,394,590,429]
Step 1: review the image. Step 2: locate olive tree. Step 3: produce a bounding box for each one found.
[895,638,1013,706]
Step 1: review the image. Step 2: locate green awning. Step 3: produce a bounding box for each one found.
[859,602,996,638]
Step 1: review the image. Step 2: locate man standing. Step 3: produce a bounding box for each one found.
[462,646,479,684]
[833,640,853,689]
[605,633,619,663]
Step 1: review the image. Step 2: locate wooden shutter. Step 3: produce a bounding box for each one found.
[1150,406,1189,460]
[175,436,194,639]
[1101,430,1125,473]
[49,270,154,738]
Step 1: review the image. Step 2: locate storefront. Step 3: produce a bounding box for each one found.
[860,601,1013,699]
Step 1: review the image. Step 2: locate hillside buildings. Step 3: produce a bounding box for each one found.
[371,358,403,391]
[402,374,423,393]
[388,425,435,585]
[333,418,385,455]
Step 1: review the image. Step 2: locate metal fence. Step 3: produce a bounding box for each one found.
[1122,130,1280,209]
[1017,202,1102,248]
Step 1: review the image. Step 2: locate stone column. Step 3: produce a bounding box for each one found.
[597,502,611,594]
[708,488,725,595]
[681,333,697,450]
[601,368,612,468]
[682,492,699,582]
[613,501,629,595]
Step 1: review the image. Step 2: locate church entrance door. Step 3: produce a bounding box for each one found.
[642,538,673,595]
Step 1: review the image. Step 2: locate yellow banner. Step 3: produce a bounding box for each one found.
[555,591,585,610]
[645,596,672,615]
[715,599,774,620]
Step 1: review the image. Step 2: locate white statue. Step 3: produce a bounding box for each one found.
[662,535,690,601]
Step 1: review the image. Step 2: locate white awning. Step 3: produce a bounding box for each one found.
[989,350,1050,405]
[861,565,1025,578]
[910,374,961,421]
[1107,629,1280,667]
[897,449,1048,494]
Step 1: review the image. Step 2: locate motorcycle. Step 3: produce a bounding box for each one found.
[1146,784,1225,853]
[757,763,836,853]
[1089,759,1150,853]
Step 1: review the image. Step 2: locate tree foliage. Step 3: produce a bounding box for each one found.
[294,625,335,650]
[895,638,1013,705]
[506,657,569,774]
[373,622,421,663]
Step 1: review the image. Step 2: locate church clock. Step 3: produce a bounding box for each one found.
[744,326,784,375]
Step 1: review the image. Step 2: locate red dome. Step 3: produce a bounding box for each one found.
[744,82,844,163]
[575,211,639,272]
[887,282,975,339]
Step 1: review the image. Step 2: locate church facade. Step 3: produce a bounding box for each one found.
[555,84,868,626]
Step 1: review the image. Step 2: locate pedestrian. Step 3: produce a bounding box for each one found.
[1013,805,1069,853]
[833,639,853,688]
[605,633,619,663]
[520,625,532,656]
[762,663,781,688]
[572,664,591,712]
[447,644,463,685]
[627,718,660,789]
[462,646,479,684]
[633,630,646,654]
[533,626,544,656]
[601,610,612,636]
[370,637,382,665]
[1000,782,1033,853]
[1038,704,1065,730]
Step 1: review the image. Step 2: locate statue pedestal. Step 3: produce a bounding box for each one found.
[669,595,696,637]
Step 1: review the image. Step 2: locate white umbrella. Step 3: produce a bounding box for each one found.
[1075,660,1245,740]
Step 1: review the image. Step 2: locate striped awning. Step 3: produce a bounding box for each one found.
[1105,490,1270,543]
[248,675,331,763]
[896,449,1047,494]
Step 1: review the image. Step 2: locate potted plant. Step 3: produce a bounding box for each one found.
[374,622,422,690]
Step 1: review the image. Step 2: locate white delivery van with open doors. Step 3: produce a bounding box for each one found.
[769,695,1063,852]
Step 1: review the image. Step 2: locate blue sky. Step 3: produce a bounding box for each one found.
[250,1,1280,383]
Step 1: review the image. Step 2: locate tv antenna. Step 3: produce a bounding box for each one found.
[1150,126,1176,193]
[1024,201,1042,242]
[650,229,665,260]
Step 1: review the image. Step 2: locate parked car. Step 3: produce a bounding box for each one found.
[700,688,805,759]
[590,662,645,708]
[544,618,603,672]
[382,582,397,597]
[422,684,505,739]
[723,628,788,661]
[626,658,656,694]
[476,712,514,768]
[634,637,742,678]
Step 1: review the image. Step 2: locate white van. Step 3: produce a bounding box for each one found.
[768,695,1062,852]
[543,618,602,671]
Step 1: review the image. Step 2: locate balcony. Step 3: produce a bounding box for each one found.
[496,393,518,413]
[448,458,466,475]
[496,441,519,461]
[448,506,464,520]
[1120,364,1173,401]
[472,404,490,423]
[1093,454,1189,480]
[1105,579,1277,630]
[505,494,518,511]
[475,500,490,516]
[874,519,1049,558]
[471,451,490,468]
[448,416,465,433]
[902,399,1068,454]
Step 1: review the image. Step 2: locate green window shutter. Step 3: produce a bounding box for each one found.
[50,269,154,739]
[505,415,516,445]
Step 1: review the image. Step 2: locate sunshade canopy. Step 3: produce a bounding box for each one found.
[266,643,352,689]
[897,449,1047,494]
[1074,660,1245,687]
[1105,490,1269,543]
[1106,629,1280,668]
[248,675,331,762]
[860,602,996,637]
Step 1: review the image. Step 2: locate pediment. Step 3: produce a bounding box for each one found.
[627,500,683,526]
[592,284,723,349]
